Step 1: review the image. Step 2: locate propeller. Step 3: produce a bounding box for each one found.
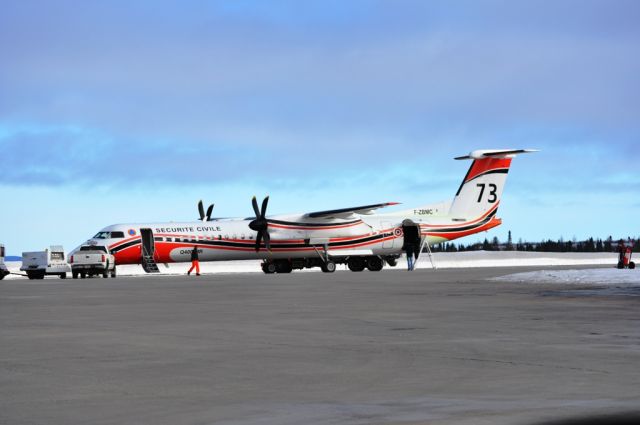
[197,200,215,221]
[248,196,271,252]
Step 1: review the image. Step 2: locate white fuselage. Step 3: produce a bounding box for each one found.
[73,207,502,266]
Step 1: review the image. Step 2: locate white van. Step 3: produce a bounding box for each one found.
[0,244,9,280]
[20,246,71,280]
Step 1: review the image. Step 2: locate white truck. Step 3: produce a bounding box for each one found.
[0,244,9,280]
[20,245,71,280]
[69,245,116,279]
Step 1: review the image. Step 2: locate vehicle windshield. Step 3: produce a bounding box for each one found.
[93,231,125,239]
[80,246,108,253]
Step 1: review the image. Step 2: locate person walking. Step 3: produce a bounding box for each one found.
[187,246,200,276]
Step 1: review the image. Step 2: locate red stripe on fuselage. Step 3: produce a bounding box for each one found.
[423,203,499,228]
[423,217,502,240]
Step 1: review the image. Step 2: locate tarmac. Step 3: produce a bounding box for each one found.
[1,266,639,425]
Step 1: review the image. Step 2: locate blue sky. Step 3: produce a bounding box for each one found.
[1,0,639,254]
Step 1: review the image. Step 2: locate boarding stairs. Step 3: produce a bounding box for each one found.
[142,254,160,273]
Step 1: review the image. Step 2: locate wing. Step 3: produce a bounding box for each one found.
[305,202,400,219]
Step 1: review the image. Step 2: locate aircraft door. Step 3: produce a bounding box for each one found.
[140,228,155,259]
[401,219,421,254]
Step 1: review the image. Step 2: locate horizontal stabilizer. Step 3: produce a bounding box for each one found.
[455,149,539,160]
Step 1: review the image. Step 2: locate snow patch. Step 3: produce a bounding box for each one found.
[493,268,640,285]
[413,251,617,270]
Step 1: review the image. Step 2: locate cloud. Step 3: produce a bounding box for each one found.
[0,124,264,187]
[1,0,638,143]
[0,122,462,190]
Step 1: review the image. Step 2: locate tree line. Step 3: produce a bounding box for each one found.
[429,231,639,253]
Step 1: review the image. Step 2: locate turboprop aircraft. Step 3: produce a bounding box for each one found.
[71,149,535,275]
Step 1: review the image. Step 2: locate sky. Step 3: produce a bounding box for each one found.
[1,0,639,254]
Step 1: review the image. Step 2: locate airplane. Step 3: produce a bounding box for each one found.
[70,149,536,275]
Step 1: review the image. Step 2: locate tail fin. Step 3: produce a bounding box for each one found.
[448,149,537,220]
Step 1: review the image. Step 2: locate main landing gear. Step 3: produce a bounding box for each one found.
[261,260,293,274]
[260,255,399,274]
[346,256,384,272]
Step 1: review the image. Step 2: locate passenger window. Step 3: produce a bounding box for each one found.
[166,237,172,242]
[154,237,162,242]
[241,234,246,240]
[218,235,222,240]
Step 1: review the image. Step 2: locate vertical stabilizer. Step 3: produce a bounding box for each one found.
[449,149,536,220]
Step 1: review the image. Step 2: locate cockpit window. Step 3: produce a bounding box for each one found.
[92,231,125,239]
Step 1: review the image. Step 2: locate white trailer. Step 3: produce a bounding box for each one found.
[20,246,71,280]
[0,244,9,280]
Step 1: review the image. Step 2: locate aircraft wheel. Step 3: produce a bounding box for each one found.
[80,272,87,279]
[347,257,365,272]
[275,260,293,274]
[60,273,66,279]
[385,257,398,267]
[366,256,384,272]
[617,261,624,269]
[72,271,78,279]
[321,260,336,273]
[630,262,636,270]
[262,262,276,274]
[110,268,117,278]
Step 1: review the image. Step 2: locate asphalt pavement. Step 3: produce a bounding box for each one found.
[1,266,639,425]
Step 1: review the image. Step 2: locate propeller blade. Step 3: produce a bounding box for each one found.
[263,231,271,252]
[198,200,205,221]
[255,231,263,252]
[250,196,271,252]
[206,204,214,221]
[251,196,261,218]
[260,196,269,219]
